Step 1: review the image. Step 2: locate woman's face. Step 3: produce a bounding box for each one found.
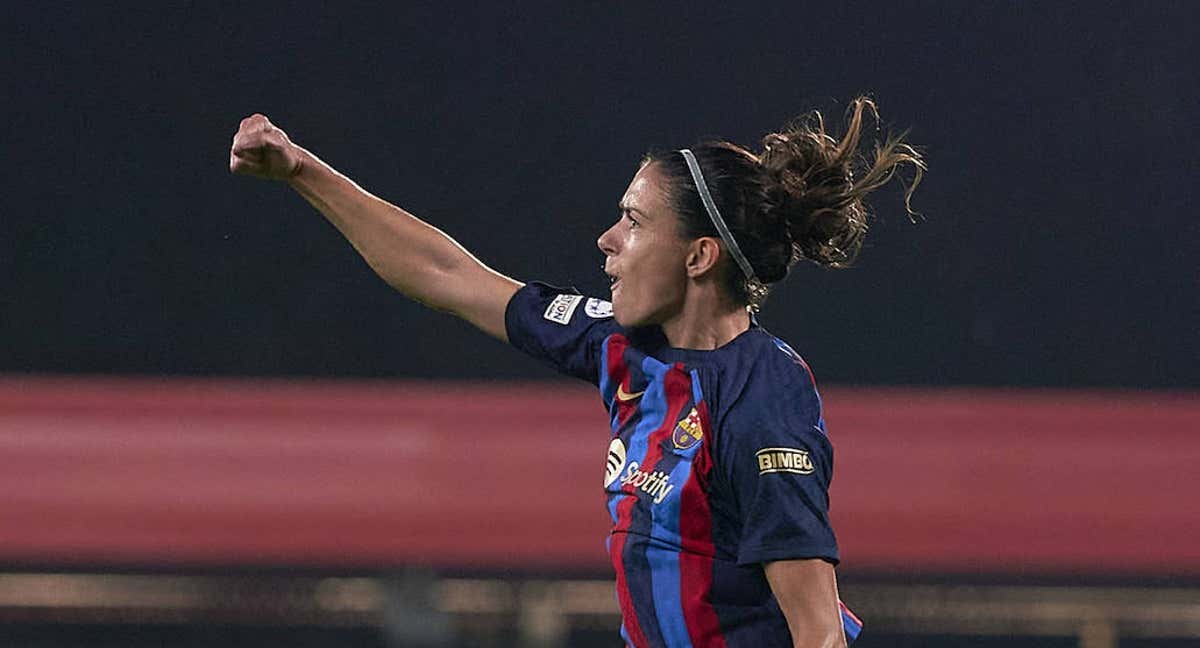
[598,162,691,328]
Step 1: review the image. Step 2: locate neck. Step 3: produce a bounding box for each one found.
[660,295,751,350]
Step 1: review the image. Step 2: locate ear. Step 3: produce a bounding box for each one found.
[685,237,723,279]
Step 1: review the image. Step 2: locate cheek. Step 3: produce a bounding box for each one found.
[651,272,686,307]
[619,234,688,315]
[636,257,686,306]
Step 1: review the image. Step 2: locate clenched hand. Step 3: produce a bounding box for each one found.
[229,114,304,180]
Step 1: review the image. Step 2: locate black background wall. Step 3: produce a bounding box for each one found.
[3,1,1197,387]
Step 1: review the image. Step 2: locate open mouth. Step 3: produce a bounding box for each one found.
[605,266,621,293]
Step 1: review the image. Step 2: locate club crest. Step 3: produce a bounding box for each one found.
[672,407,704,450]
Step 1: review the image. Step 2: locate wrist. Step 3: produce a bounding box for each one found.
[287,146,310,181]
[285,147,319,189]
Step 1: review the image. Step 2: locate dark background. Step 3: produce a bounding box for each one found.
[3,1,1197,387]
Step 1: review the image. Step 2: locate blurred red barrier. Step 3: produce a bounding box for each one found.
[0,377,1196,577]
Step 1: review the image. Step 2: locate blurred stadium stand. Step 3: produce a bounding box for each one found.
[1,377,1197,647]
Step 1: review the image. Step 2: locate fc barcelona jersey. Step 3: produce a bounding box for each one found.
[506,282,863,647]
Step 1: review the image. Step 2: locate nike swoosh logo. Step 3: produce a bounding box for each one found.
[616,384,645,402]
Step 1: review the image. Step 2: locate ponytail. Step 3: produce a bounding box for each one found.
[649,96,926,309]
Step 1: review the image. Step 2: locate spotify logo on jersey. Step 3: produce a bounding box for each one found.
[604,438,627,488]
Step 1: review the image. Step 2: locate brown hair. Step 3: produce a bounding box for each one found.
[647,96,926,309]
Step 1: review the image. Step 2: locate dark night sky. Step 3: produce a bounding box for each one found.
[2,1,1197,387]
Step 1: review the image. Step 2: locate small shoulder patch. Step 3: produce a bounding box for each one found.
[584,298,613,319]
[544,294,583,325]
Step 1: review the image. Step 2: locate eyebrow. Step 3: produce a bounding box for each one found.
[617,202,650,218]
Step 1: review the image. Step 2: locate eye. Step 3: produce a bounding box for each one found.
[622,210,640,228]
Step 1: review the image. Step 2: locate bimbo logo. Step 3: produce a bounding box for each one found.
[755,447,815,475]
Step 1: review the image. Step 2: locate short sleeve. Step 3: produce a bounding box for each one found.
[719,374,839,566]
[504,281,620,384]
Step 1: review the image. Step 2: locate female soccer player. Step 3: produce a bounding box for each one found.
[229,98,923,648]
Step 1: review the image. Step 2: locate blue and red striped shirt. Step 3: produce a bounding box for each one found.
[507,283,862,646]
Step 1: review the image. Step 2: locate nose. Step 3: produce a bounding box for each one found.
[597,222,619,256]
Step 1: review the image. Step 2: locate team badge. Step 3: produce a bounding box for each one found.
[672,407,704,450]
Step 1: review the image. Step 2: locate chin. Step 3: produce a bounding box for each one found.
[610,302,638,328]
[612,306,655,330]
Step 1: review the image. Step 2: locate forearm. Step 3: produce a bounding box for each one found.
[789,626,845,648]
[287,147,497,313]
[765,560,847,648]
[230,114,520,340]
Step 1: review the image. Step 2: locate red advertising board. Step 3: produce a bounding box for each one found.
[0,378,1195,577]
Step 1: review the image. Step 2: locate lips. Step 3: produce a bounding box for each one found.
[605,265,621,294]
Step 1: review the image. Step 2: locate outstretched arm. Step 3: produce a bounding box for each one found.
[229,114,522,341]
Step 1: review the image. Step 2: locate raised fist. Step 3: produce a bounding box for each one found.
[229,114,304,180]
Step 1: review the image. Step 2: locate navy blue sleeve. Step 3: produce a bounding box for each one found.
[504,281,620,384]
[718,358,839,566]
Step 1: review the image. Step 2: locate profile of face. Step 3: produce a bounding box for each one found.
[598,162,692,328]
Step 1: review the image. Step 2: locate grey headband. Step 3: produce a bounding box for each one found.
[678,149,757,282]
